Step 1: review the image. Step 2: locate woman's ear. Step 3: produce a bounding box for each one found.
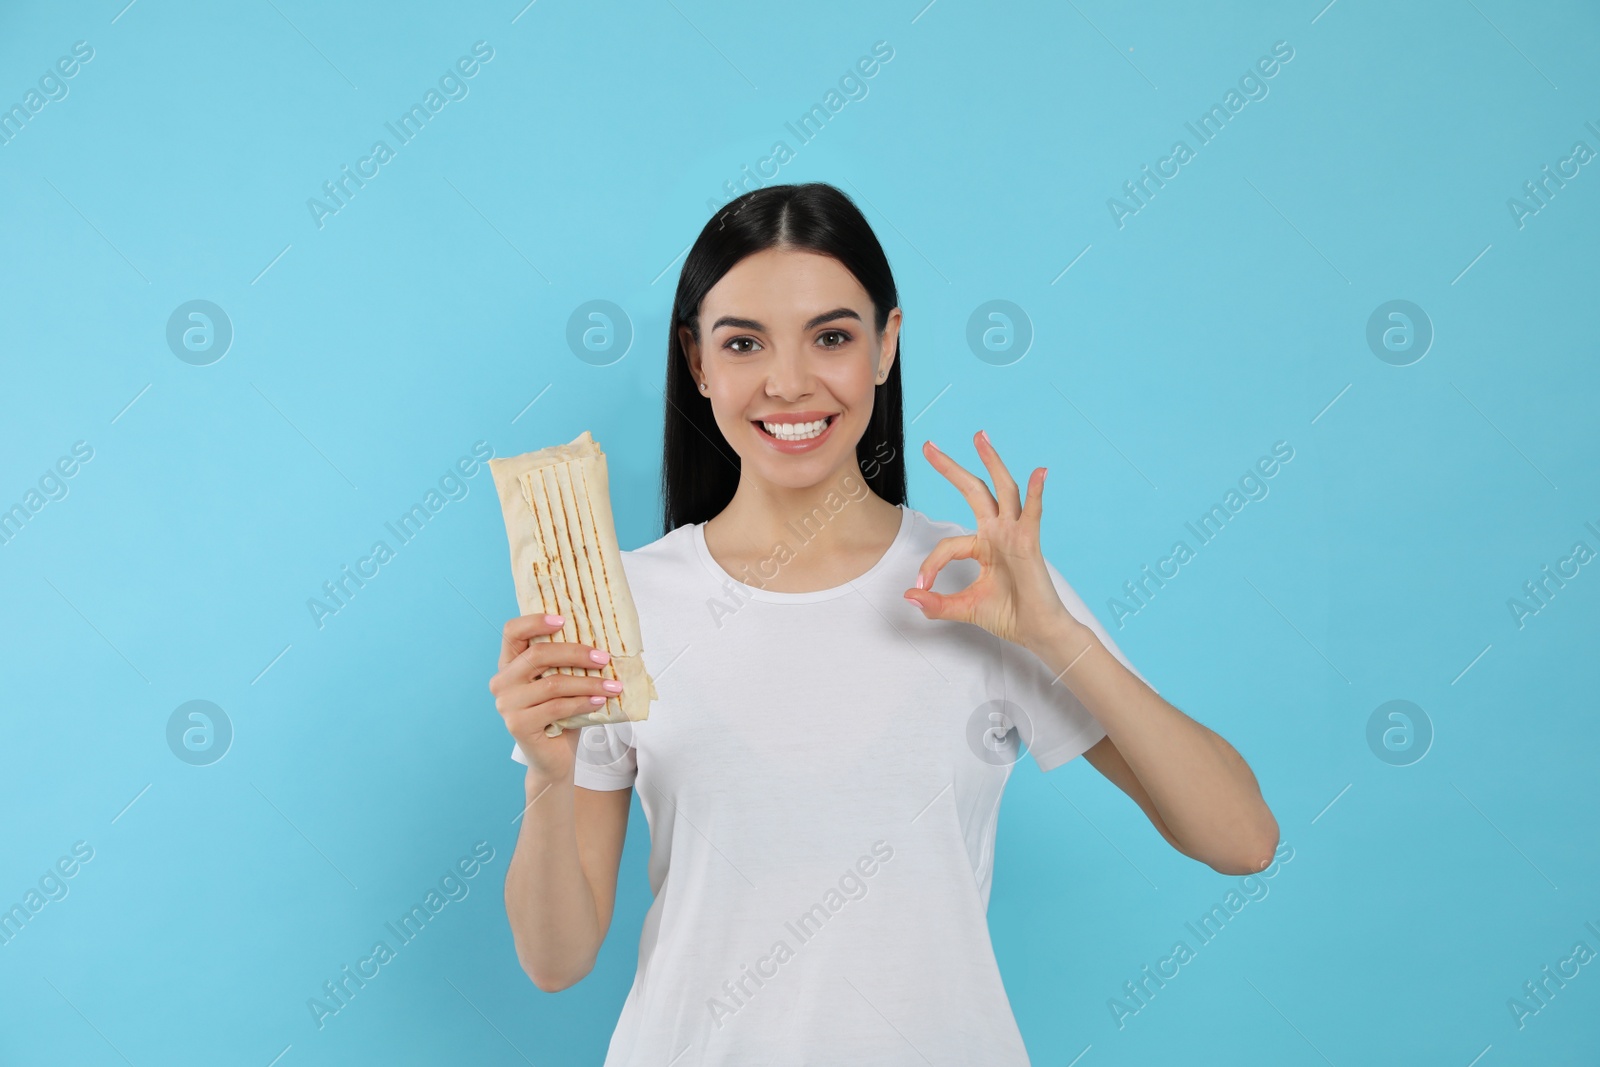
[876,307,903,381]
[678,324,702,383]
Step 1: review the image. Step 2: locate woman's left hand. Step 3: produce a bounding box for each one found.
[903,430,1078,654]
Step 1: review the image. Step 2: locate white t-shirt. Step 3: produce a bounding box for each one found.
[511,504,1155,1065]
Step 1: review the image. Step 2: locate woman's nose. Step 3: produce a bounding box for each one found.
[765,343,813,398]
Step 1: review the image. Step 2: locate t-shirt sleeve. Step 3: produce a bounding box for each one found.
[1009,557,1158,774]
[509,722,638,791]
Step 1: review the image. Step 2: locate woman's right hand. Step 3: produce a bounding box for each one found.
[489,612,622,783]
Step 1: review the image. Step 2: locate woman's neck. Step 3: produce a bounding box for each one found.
[703,476,904,594]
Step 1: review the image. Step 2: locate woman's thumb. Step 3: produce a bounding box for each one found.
[904,587,947,619]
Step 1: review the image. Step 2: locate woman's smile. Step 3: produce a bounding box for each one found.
[751,412,840,452]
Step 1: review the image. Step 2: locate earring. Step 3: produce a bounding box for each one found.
[699,382,708,392]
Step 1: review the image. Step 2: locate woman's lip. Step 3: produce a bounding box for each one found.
[752,412,838,424]
[752,414,838,453]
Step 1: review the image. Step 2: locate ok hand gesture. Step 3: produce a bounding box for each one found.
[902,430,1077,655]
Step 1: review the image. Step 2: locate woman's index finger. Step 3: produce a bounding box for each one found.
[921,439,998,520]
[499,613,563,668]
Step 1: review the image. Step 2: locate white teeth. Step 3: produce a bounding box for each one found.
[761,417,830,440]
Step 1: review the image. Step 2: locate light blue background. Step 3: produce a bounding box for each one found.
[2,0,1597,1064]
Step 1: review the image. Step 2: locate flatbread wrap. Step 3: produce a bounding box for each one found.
[488,431,657,736]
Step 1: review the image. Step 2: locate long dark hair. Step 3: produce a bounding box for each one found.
[660,182,907,535]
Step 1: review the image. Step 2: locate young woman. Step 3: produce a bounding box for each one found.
[493,182,1277,1065]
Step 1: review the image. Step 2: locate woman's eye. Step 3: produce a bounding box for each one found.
[818,330,851,348]
[725,336,761,354]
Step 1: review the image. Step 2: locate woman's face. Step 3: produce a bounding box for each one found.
[681,247,901,493]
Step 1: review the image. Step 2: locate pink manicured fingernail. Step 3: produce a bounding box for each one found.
[589,696,606,705]
[979,429,990,444]
[602,679,623,693]
[544,614,564,626]
[916,573,926,590]
[589,648,611,665]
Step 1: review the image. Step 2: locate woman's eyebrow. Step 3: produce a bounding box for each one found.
[710,307,863,333]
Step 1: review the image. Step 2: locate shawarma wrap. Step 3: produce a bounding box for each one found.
[488,431,657,736]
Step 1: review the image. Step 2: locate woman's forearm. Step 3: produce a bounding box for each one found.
[1026,619,1279,874]
[503,772,603,992]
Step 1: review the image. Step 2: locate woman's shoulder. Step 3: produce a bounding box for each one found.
[621,522,694,558]
[902,505,975,545]
[617,522,699,585]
